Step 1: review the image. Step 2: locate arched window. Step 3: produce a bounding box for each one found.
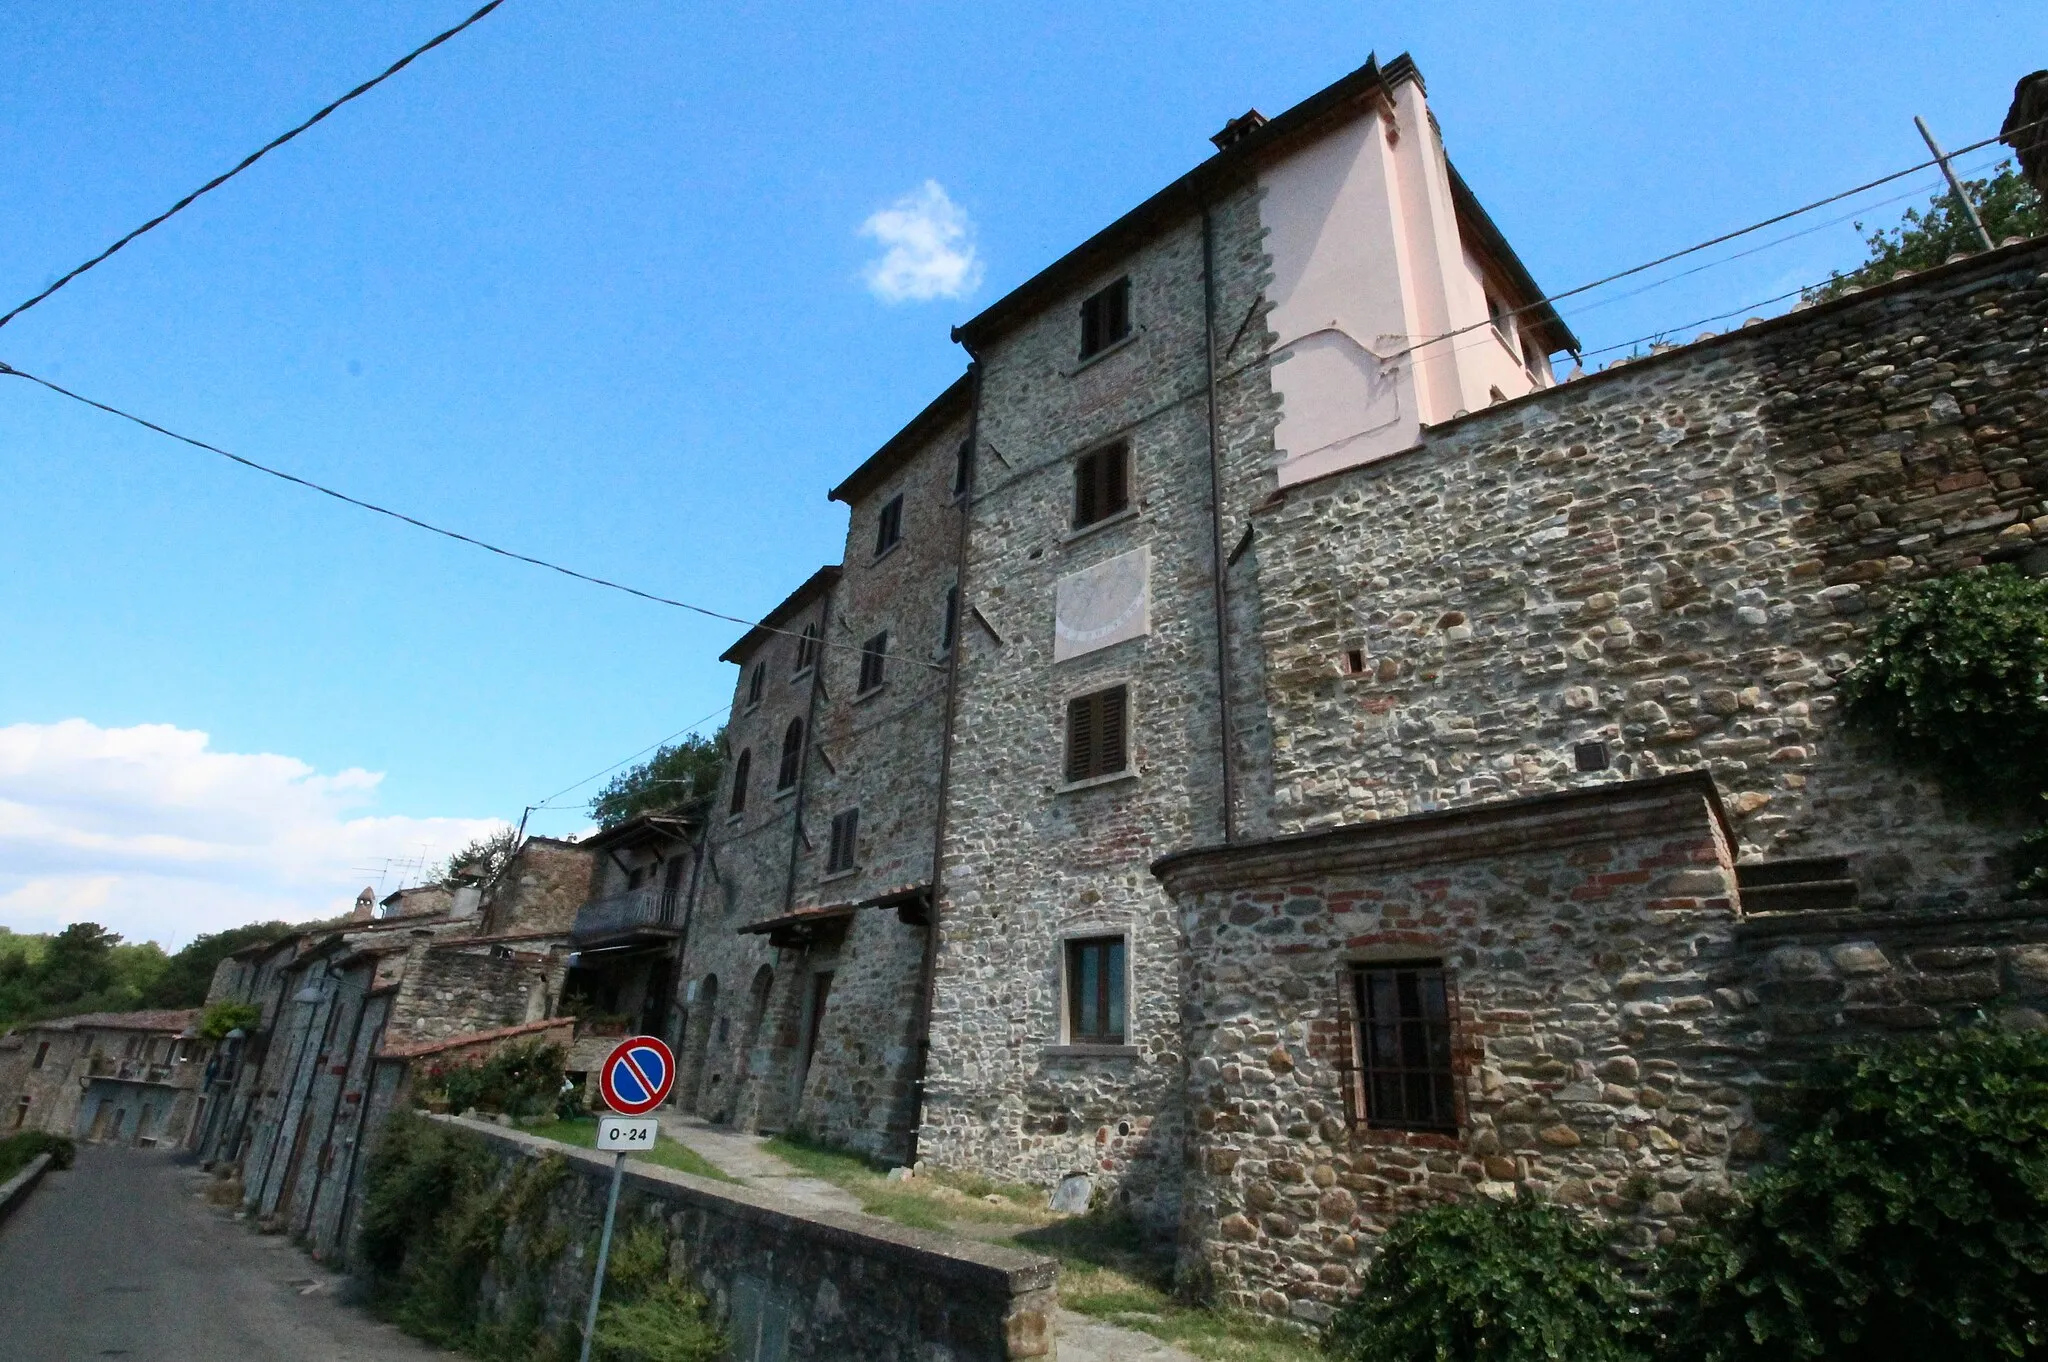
[729,749,751,815]
[777,718,804,790]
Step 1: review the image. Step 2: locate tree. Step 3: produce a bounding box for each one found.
[1808,162,2043,301]
[438,827,518,884]
[0,923,168,1027]
[588,732,725,829]
[143,921,298,1008]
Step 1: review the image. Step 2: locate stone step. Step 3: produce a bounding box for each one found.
[1740,879,1860,913]
[1735,855,1852,889]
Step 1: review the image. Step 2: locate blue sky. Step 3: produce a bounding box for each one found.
[0,1,2033,944]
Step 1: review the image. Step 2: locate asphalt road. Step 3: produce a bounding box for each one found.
[0,1145,453,1361]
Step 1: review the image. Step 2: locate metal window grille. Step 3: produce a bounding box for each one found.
[858,632,887,692]
[826,809,859,874]
[1066,936,1126,1043]
[776,719,803,790]
[1064,686,1129,782]
[1079,277,1131,359]
[1352,963,1458,1133]
[1073,441,1131,528]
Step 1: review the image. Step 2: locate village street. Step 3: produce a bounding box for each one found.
[0,1146,451,1362]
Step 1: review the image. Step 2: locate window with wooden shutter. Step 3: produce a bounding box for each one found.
[875,494,904,556]
[858,632,887,693]
[729,749,751,815]
[826,809,859,874]
[1064,685,1129,782]
[776,718,804,790]
[1078,277,1131,359]
[1065,936,1126,1043]
[1072,442,1131,529]
[1351,962,1458,1133]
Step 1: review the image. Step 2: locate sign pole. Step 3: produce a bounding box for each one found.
[578,1150,628,1362]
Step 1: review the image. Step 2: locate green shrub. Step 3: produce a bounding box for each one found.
[1323,1194,1648,1362]
[1661,1028,2048,1361]
[0,1130,76,1182]
[589,1225,724,1362]
[198,1000,262,1042]
[420,1041,569,1119]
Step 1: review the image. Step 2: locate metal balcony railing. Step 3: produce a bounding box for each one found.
[571,885,683,942]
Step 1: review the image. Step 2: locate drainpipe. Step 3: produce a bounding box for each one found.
[1201,205,1238,845]
[906,357,983,1167]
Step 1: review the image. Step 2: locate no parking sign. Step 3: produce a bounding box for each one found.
[598,1035,675,1115]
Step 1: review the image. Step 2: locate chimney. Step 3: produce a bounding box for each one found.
[353,886,376,920]
[1210,109,1268,152]
[2003,71,2048,201]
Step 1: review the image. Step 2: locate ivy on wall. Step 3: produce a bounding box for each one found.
[1837,565,2048,890]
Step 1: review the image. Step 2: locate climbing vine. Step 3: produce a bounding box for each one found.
[1837,565,2048,889]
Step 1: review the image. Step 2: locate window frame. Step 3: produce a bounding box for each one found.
[952,439,973,501]
[825,808,860,876]
[874,493,905,558]
[1078,277,1132,360]
[775,718,804,792]
[728,749,752,817]
[857,631,888,695]
[31,1041,49,1070]
[1072,441,1132,530]
[1063,934,1129,1045]
[745,662,766,710]
[1063,684,1131,784]
[940,584,959,655]
[1348,960,1460,1135]
[794,623,820,678]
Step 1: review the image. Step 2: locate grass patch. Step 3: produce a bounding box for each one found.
[523,1118,735,1183]
[762,1132,1047,1231]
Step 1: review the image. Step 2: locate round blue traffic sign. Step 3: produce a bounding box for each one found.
[598,1035,675,1115]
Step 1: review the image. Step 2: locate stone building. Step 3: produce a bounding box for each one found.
[0,1008,209,1146]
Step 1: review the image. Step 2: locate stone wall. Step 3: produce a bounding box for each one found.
[1249,240,2048,908]
[922,175,1278,1227]
[384,942,556,1047]
[430,1116,1057,1362]
[483,837,596,937]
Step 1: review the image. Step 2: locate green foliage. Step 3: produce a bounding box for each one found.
[0,922,169,1028]
[143,921,296,1008]
[2021,805,2048,897]
[441,827,519,884]
[589,733,724,828]
[1323,1194,1648,1362]
[0,1130,76,1182]
[1808,163,2045,300]
[198,1000,263,1041]
[419,1041,572,1120]
[1663,1028,2048,1361]
[589,1225,725,1362]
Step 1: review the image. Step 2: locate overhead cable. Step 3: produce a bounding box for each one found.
[0,0,510,334]
[0,360,944,670]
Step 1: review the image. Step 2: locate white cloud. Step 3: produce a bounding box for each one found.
[859,180,984,303]
[0,719,507,949]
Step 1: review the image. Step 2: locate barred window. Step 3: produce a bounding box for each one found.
[1064,685,1129,783]
[858,632,887,693]
[875,494,904,556]
[1352,963,1457,1133]
[776,719,804,791]
[728,750,751,816]
[1065,936,1126,1044]
[826,809,859,874]
[1079,277,1131,359]
[1073,442,1130,529]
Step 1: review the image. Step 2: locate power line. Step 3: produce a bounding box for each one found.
[528,704,732,813]
[0,1,510,335]
[0,359,944,670]
[1393,112,2048,362]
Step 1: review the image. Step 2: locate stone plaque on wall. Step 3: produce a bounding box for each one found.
[1054,546,1151,661]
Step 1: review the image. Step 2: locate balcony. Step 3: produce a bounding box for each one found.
[571,885,684,945]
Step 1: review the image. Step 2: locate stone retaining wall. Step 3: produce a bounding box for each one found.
[437,1117,1057,1361]
[0,1153,54,1228]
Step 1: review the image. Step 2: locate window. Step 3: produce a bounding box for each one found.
[746,663,765,708]
[10,1096,26,1130]
[952,440,973,499]
[1485,290,1514,347]
[777,718,804,790]
[1352,963,1457,1133]
[1064,685,1130,783]
[826,809,859,874]
[729,749,752,815]
[1065,936,1126,1044]
[1073,442,1130,529]
[1079,277,1131,359]
[858,632,887,693]
[874,494,904,557]
[795,624,820,676]
[941,585,959,654]
[626,865,647,891]
[31,1041,48,1070]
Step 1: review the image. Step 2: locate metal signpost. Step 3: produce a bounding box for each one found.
[577,1035,676,1362]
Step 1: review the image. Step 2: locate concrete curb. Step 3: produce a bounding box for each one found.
[0,1153,54,1228]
